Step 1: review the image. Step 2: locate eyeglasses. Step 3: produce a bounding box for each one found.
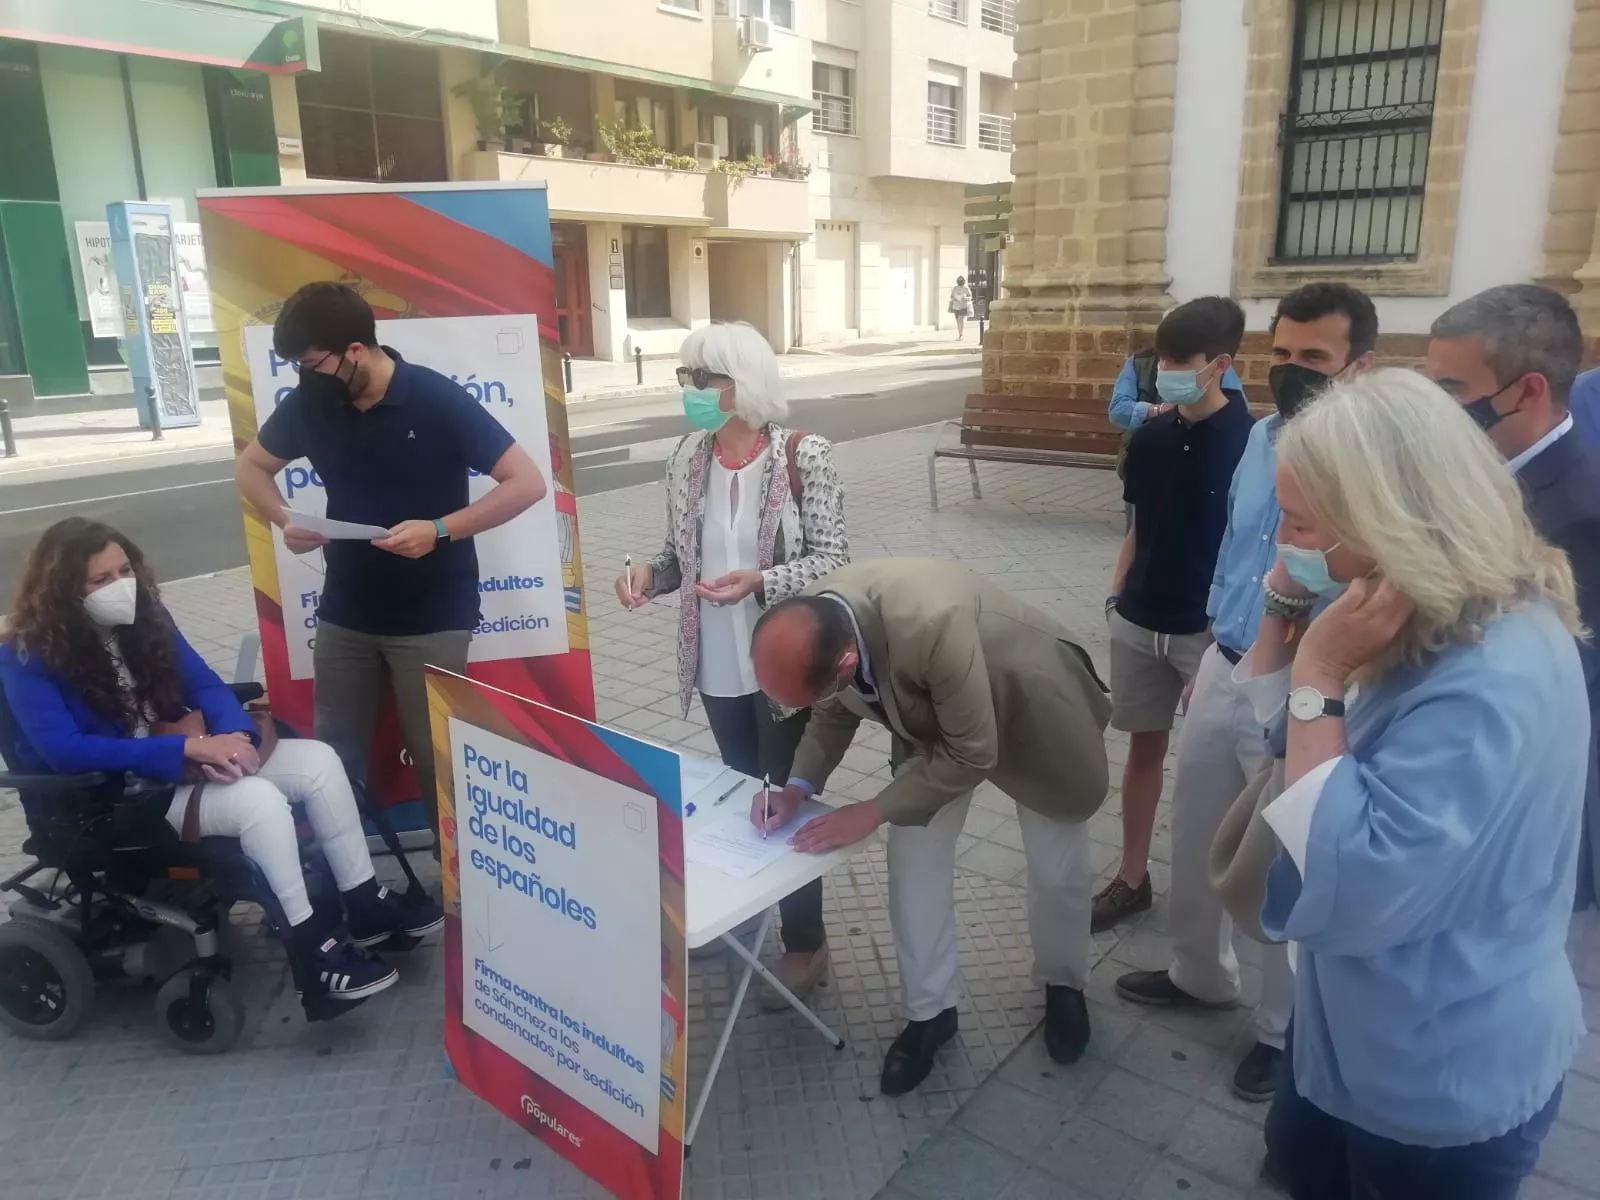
[676,367,729,390]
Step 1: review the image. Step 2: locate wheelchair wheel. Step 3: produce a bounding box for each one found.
[0,918,96,1041]
[153,970,244,1055]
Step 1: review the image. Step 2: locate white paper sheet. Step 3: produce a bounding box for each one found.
[283,508,393,541]
[684,800,831,880]
[679,753,736,806]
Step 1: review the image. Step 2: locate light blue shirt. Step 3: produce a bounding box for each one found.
[1206,413,1281,654]
[1107,356,1245,431]
[1572,367,1600,449]
[1261,603,1590,1148]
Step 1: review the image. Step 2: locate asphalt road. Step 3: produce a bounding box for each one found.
[0,361,975,586]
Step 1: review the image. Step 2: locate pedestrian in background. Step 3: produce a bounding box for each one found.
[1094,296,1252,934]
[234,283,547,851]
[1116,281,1377,1103]
[948,276,973,340]
[615,321,848,1006]
[1247,369,1586,1198]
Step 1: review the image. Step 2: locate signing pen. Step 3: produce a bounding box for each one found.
[761,773,771,841]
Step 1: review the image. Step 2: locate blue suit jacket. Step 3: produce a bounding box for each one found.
[0,626,254,789]
[1520,428,1600,910]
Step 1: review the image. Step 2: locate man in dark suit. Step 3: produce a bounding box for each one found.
[1427,284,1600,914]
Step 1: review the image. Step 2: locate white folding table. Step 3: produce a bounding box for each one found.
[677,757,873,1148]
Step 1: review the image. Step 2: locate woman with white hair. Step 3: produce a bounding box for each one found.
[1238,369,1588,1197]
[615,322,848,1002]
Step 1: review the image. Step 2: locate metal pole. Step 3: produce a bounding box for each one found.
[634,345,643,386]
[563,351,573,395]
[148,386,163,441]
[977,317,986,346]
[0,392,15,458]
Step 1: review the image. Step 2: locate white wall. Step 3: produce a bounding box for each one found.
[293,0,499,42]
[1164,0,1247,303]
[1168,0,1572,335]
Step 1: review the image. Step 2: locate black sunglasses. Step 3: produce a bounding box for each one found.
[676,367,730,390]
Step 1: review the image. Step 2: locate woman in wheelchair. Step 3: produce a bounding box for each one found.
[0,518,443,1005]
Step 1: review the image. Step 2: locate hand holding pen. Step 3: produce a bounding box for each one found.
[614,552,652,609]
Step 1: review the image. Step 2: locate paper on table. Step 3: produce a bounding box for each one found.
[684,799,831,880]
[283,508,392,541]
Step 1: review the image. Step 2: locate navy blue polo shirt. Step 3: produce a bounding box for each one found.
[1117,389,1254,636]
[257,349,515,637]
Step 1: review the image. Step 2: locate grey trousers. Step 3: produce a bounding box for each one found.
[313,619,472,837]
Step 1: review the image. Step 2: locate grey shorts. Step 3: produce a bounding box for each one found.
[1107,610,1212,733]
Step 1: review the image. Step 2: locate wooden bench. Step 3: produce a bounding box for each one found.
[928,392,1120,509]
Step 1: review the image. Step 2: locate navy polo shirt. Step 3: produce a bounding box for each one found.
[1117,389,1254,636]
[257,349,515,637]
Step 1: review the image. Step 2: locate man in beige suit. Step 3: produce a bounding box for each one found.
[750,558,1112,1096]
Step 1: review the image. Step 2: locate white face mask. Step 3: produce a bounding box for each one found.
[83,576,138,628]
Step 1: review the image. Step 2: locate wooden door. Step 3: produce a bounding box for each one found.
[552,239,592,358]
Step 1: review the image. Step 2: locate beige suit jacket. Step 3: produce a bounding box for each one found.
[789,559,1112,826]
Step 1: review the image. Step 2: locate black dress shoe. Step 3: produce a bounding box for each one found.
[1043,986,1091,1064]
[1231,1040,1282,1102]
[880,1007,958,1097]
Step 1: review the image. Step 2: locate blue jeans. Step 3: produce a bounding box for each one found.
[1265,1029,1563,1199]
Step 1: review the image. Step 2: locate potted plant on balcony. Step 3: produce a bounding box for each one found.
[452,73,514,152]
[536,116,575,159]
[772,158,811,180]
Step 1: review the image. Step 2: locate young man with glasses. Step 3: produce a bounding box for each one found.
[235,282,547,850]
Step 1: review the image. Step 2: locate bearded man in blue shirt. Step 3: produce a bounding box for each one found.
[1115,282,1377,1103]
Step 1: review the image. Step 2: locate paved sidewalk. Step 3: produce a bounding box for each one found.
[1,425,1596,1200]
[0,338,978,474]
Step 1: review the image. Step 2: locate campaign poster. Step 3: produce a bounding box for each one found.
[197,182,593,831]
[76,219,214,337]
[428,668,687,1200]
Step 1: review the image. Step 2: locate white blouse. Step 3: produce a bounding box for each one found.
[696,456,766,697]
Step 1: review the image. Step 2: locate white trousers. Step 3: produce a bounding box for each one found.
[1167,644,1296,1048]
[887,782,1092,1022]
[165,739,375,927]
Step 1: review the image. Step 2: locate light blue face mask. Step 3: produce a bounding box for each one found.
[1277,542,1348,600]
[681,386,730,432]
[1155,360,1216,408]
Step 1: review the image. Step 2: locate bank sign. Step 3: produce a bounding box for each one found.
[244,314,568,679]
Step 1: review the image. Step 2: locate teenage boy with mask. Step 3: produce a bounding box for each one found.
[1115,282,1377,1103]
[235,282,547,849]
[1094,297,1252,933]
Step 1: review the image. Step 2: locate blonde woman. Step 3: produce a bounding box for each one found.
[1236,370,1587,1198]
[615,322,848,1003]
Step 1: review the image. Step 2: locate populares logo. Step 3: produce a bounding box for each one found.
[520,1095,583,1148]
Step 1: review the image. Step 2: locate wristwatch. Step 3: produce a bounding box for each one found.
[433,518,450,543]
[1287,685,1345,722]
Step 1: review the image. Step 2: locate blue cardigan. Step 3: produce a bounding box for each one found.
[0,627,254,787]
[1262,603,1589,1148]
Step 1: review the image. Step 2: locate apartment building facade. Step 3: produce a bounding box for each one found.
[802,0,1017,340]
[0,0,1019,400]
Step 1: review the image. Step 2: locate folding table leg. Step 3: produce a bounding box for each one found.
[684,908,775,1148]
[719,927,845,1050]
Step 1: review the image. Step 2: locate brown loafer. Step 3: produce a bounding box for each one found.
[1091,873,1152,933]
[759,943,829,1011]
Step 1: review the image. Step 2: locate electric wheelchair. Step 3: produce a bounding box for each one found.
[0,681,431,1054]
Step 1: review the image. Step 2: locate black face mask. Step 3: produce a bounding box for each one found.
[1462,378,1519,432]
[296,355,356,406]
[1268,362,1334,419]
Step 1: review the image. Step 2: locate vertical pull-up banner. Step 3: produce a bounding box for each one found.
[197,183,593,830]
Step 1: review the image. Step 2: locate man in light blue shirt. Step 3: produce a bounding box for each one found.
[1116,282,1377,1105]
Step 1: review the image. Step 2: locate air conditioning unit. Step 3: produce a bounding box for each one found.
[740,16,774,51]
[692,141,718,166]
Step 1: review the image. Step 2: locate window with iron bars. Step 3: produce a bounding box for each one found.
[812,62,856,136]
[1274,0,1446,264]
[928,0,965,24]
[979,0,1016,35]
[927,80,963,146]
